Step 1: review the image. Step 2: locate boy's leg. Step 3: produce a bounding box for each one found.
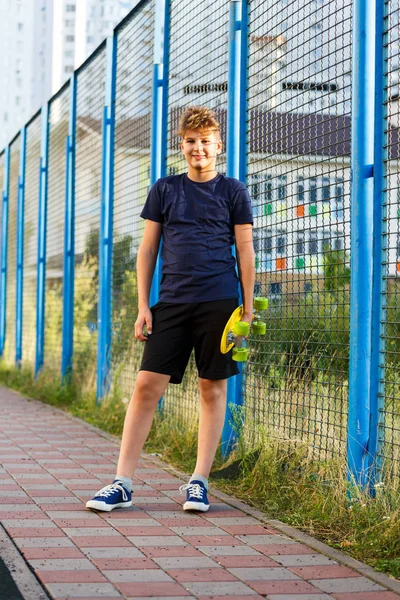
[116,370,170,478]
[194,377,227,477]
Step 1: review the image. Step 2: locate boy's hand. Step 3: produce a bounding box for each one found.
[135,307,153,342]
[241,311,253,326]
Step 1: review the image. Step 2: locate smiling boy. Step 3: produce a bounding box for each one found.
[86,106,255,513]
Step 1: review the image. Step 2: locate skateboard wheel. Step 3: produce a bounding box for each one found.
[254,297,268,310]
[233,321,250,336]
[251,321,266,335]
[232,347,249,362]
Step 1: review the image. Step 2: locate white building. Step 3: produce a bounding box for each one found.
[0,0,53,149]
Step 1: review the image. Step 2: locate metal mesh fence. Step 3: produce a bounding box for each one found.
[45,87,70,371]
[111,1,155,400]
[382,0,400,482]
[162,0,230,424]
[74,48,106,385]
[4,136,20,365]
[244,0,352,460]
[22,116,41,367]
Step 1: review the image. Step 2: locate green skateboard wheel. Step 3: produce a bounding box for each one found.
[232,347,249,362]
[233,321,250,336]
[251,321,266,335]
[254,297,268,310]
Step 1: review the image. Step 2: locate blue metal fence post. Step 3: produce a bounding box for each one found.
[348,0,376,488]
[368,0,387,492]
[149,0,170,308]
[35,104,50,377]
[15,127,27,366]
[222,0,249,458]
[96,35,117,403]
[0,146,10,357]
[62,75,77,382]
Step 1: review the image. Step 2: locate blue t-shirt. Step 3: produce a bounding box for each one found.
[140,173,253,303]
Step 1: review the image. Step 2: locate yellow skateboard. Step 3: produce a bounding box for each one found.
[220,297,268,362]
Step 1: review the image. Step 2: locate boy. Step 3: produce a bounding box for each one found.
[86,106,255,513]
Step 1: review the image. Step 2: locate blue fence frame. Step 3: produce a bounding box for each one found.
[15,127,27,366]
[0,146,10,357]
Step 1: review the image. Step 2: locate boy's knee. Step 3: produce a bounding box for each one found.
[198,378,226,402]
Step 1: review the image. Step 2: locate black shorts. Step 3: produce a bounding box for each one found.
[139,298,240,384]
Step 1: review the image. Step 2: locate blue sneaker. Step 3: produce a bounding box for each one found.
[180,480,209,512]
[86,480,132,512]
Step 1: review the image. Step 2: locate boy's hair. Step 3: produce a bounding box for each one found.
[178,106,220,138]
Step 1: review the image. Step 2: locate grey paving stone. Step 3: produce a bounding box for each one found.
[106,518,162,527]
[45,511,101,518]
[169,527,229,536]
[58,479,104,485]
[19,484,67,490]
[34,496,81,504]
[152,557,219,569]
[199,546,261,556]
[0,520,58,527]
[133,496,176,504]
[183,581,257,596]
[0,503,38,511]
[46,583,122,597]
[81,547,146,558]
[146,511,196,519]
[0,490,29,497]
[38,459,76,464]
[206,517,260,526]
[127,536,188,546]
[13,473,55,480]
[310,576,385,593]
[63,527,122,537]
[228,567,300,581]
[29,558,96,570]
[124,597,196,600]
[104,570,174,583]
[13,537,75,548]
[236,534,295,545]
[270,554,337,567]
[46,468,88,474]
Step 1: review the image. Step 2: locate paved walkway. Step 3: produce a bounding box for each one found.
[0,386,399,600]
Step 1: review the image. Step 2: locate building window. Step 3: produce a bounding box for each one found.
[297,176,304,203]
[333,236,344,251]
[65,50,73,58]
[276,232,286,256]
[65,19,74,27]
[310,177,317,204]
[66,4,76,12]
[65,65,74,73]
[309,232,318,255]
[270,282,282,295]
[323,177,330,203]
[15,96,21,106]
[333,178,344,220]
[66,35,75,42]
[87,36,94,43]
[17,22,23,32]
[296,231,305,255]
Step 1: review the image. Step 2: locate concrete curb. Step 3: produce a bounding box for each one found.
[5,388,400,597]
[0,524,50,600]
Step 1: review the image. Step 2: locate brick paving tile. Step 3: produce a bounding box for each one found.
[0,510,47,518]
[113,526,175,536]
[254,543,315,555]
[170,527,229,537]
[92,558,156,570]
[62,527,123,537]
[156,518,211,527]
[266,595,330,600]
[288,565,361,579]
[167,568,238,582]
[45,583,122,597]
[200,509,246,517]
[182,535,245,546]
[247,580,322,595]
[29,558,96,570]
[105,518,162,527]
[228,567,300,581]
[270,554,336,567]
[182,581,257,596]
[115,582,190,597]
[104,570,174,583]
[28,490,75,497]
[0,503,39,511]
[71,536,134,547]
[135,503,180,511]
[34,497,82,504]
[332,593,400,600]
[220,525,281,535]
[4,527,66,537]
[310,576,385,594]
[13,536,76,548]
[142,547,204,558]
[81,547,146,559]
[214,555,281,568]
[152,557,219,570]
[40,503,86,510]
[199,546,261,557]
[196,596,263,600]
[145,511,200,519]
[128,536,189,547]
[52,518,107,527]
[36,569,108,583]
[0,484,23,490]
[20,548,88,559]
[100,510,151,520]
[0,496,33,503]
[1,519,58,527]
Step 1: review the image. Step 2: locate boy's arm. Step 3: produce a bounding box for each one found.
[234,223,255,324]
[135,219,162,341]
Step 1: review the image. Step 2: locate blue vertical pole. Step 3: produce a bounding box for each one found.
[96,35,117,403]
[149,0,170,308]
[62,74,77,381]
[348,0,376,488]
[0,146,10,357]
[35,104,50,377]
[15,127,27,366]
[222,0,248,458]
[368,0,387,491]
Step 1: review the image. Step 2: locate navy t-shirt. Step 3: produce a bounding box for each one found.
[140,173,253,303]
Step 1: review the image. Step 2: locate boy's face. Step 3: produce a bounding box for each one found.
[180,129,222,174]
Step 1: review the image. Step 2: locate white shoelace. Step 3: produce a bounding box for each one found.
[96,483,129,501]
[179,483,204,500]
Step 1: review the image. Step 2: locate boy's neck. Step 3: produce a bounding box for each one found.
[186,167,218,183]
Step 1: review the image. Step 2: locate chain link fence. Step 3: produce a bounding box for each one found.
[0,0,398,487]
